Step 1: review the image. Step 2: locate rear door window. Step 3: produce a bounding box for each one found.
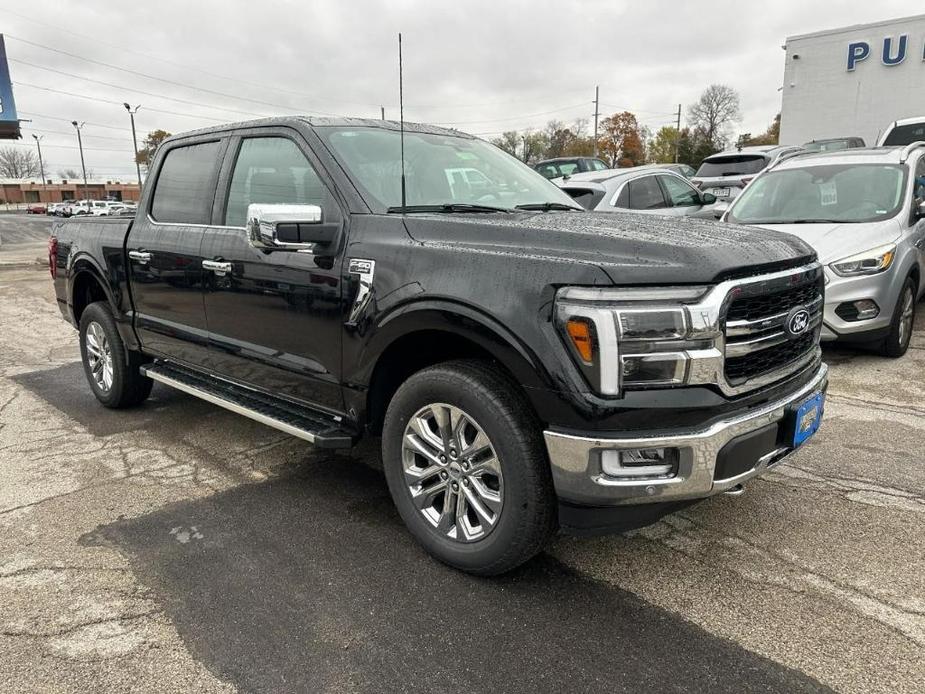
[150,141,223,224]
[695,155,768,178]
[627,176,667,210]
[883,123,925,146]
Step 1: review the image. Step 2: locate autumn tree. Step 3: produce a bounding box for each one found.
[597,111,645,168]
[521,130,549,164]
[0,147,42,179]
[544,119,595,158]
[738,113,781,147]
[687,85,741,150]
[648,126,679,163]
[136,129,172,171]
[491,131,520,157]
[676,127,720,169]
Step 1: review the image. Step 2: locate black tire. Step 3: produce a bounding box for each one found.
[382,359,557,575]
[78,301,153,408]
[878,276,917,358]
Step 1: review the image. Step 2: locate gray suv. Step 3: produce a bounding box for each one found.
[692,145,803,202]
[724,144,925,357]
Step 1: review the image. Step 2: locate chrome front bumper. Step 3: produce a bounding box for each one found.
[544,363,828,506]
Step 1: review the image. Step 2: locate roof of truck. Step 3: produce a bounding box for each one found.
[162,116,474,143]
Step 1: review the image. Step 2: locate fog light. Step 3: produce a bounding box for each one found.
[853,299,880,320]
[601,448,679,480]
[622,353,687,385]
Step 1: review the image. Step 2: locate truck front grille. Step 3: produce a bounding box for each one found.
[723,275,824,386]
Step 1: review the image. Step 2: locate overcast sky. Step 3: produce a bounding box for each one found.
[0,0,916,180]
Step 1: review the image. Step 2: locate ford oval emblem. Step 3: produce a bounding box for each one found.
[786,307,811,338]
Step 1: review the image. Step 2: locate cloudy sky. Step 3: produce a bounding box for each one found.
[0,0,916,180]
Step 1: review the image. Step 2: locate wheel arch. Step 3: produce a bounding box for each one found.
[69,257,117,324]
[358,302,551,434]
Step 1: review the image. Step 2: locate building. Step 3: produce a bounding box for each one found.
[780,14,925,146]
[0,178,141,204]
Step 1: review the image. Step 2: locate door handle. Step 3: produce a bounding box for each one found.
[128,250,152,263]
[202,259,233,275]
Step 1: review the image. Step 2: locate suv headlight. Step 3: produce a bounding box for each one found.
[829,244,896,277]
[556,285,713,396]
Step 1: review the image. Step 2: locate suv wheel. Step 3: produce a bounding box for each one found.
[879,277,917,357]
[382,360,556,575]
[79,301,153,408]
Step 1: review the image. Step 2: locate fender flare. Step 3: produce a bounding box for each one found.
[357,299,553,392]
[68,253,120,319]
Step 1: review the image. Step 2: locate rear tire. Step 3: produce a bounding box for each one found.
[879,276,917,358]
[79,302,153,408]
[382,360,557,576]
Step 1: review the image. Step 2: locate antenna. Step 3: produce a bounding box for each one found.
[398,32,406,209]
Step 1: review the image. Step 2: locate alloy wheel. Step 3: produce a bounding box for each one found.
[85,321,114,392]
[401,403,504,542]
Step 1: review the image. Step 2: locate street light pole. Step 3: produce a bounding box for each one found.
[31,134,46,197]
[123,103,142,188]
[71,121,89,204]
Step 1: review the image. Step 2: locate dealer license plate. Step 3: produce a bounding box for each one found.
[711,187,731,197]
[792,392,825,447]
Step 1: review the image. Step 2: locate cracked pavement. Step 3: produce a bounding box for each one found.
[1,215,923,693]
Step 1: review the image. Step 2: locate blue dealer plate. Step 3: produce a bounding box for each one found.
[792,392,825,447]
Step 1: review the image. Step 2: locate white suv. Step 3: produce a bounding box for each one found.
[878,117,925,146]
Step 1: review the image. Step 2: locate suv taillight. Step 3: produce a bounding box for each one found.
[48,236,57,278]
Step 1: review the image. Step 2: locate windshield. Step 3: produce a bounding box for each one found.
[695,155,768,178]
[882,123,925,146]
[319,127,580,212]
[728,164,908,224]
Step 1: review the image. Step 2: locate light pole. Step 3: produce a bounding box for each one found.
[31,134,46,198]
[71,121,89,204]
[123,103,142,188]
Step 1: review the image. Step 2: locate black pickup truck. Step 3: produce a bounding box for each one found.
[50,117,827,574]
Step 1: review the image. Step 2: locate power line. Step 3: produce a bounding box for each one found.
[11,59,273,119]
[432,102,588,126]
[5,34,341,117]
[19,111,132,132]
[0,140,134,153]
[23,127,133,143]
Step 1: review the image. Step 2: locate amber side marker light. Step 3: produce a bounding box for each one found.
[566,319,594,362]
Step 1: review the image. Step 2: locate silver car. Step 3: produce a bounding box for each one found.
[692,145,803,203]
[724,144,925,357]
[554,167,718,218]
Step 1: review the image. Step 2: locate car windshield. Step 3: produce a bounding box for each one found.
[320,127,580,212]
[728,164,907,224]
[695,155,768,178]
[882,123,925,146]
[803,140,852,152]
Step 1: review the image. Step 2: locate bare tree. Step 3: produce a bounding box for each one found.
[687,84,741,149]
[0,147,42,179]
[491,131,519,157]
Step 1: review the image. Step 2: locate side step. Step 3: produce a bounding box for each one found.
[141,361,356,449]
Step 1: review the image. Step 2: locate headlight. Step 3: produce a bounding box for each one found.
[556,285,712,396]
[829,244,896,277]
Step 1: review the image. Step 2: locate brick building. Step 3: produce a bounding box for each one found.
[0,178,141,204]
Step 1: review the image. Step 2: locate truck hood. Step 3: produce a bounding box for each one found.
[753,219,902,265]
[402,211,814,285]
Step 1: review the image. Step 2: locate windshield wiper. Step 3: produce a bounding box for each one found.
[386,203,512,214]
[514,202,581,212]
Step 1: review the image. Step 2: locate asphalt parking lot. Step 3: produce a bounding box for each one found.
[1,215,923,693]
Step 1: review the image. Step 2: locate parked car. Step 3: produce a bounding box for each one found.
[877,117,925,146]
[26,203,47,214]
[49,116,826,575]
[692,145,804,202]
[46,203,66,216]
[553,167,718,218]
[62,200,92,217]
[533,157,609,179]
[633,162,697,179]
[724,144,925,357]
[802,137,865,152]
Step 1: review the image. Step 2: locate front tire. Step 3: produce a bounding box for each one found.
[879,276,917,358]
[382,360,557,575]
[79,302,153,408]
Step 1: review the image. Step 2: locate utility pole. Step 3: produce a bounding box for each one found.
[381,106,385,120]
[674,103,682,163]
[71,121,89,203]
[123,103,142,188]
[31,134,46,197]
[592,85,600,157]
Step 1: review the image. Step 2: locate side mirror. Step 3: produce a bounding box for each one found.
[916,200,925,219]
[712,202,730,220]
[245,203,335,250]
[701,192,717,205]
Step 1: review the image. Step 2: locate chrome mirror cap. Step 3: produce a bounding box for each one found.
[245,203,322,249]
